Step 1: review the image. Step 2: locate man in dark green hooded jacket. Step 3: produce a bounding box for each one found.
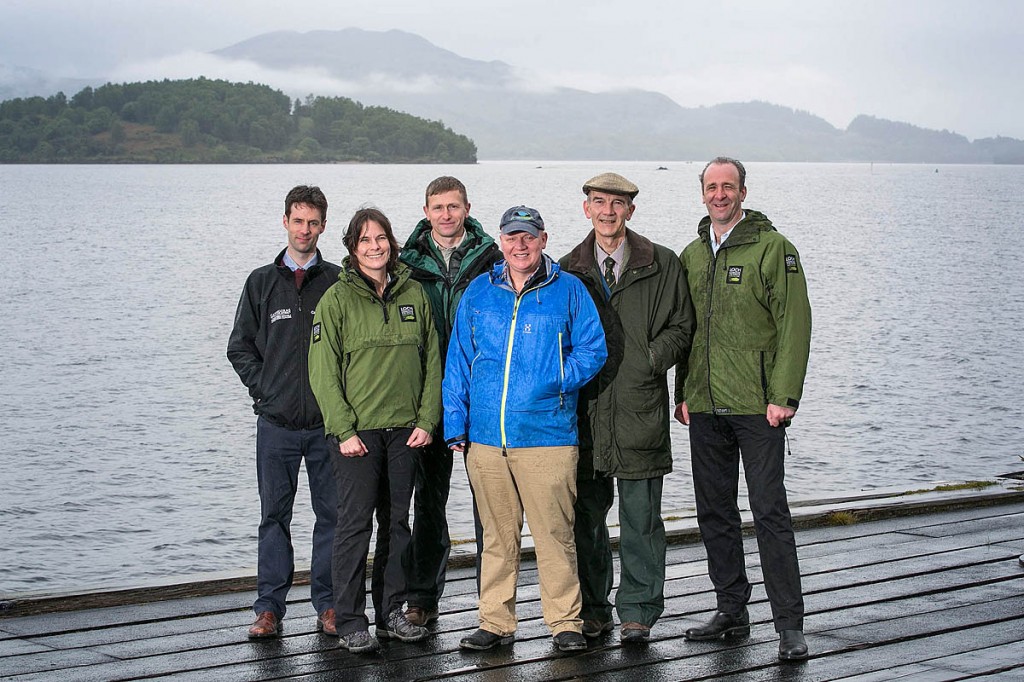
[674,157,812,662]
[398,176,501,626]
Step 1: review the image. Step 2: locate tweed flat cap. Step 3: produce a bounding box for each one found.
[582,172,639,199]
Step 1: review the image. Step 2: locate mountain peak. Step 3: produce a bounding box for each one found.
[213,27,515,87]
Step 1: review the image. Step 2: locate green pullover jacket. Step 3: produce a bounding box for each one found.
[674,210,811,416]
[308,259,442,443]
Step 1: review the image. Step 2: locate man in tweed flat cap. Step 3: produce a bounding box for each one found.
[559,172,693,643]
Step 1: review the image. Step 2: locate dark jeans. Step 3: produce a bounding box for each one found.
[331,427,417,636]
[406,437,453,611]
[254,416,337,617]
[689,413,804,631]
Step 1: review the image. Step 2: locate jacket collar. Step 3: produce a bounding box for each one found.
[697,209,775,249]
[400,216,493,270]
[565,228,655,273]
[275,247,325,276]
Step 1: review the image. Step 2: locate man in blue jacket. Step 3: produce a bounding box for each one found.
[443,206,607,653]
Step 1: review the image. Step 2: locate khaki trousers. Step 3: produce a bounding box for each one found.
[467,443,583,636]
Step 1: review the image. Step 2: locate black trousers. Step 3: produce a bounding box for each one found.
[689,413,804,631]
[406,437,453,611]
[331,428,417,636]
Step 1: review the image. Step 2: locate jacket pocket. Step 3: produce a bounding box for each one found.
[618,389,668,451]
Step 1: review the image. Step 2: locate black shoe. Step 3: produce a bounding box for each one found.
[581,619,614,638]
[553,630,587,651]
[684,608,750,641]
[459,628,515,650]
[778,629,808,660]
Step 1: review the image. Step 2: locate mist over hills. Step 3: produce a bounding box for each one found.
[4,27,1023,163]
[214,28,1021,163]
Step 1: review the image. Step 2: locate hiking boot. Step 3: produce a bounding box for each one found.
[582,619,614,638]
[405,605,439,626]
[376,609,429,642]
[338,629,378,654]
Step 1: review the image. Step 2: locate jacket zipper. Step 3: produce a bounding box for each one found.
[705,242,718,413]
[499,281,546,449]
[558,331,565,407]
[297,282,308,427]
[499,296,521,449]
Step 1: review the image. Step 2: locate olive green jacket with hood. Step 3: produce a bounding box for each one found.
[561,228,694,480]
[308,259,442,443]
[674,210,811,416]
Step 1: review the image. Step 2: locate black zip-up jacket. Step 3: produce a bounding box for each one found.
[227,248,342,430]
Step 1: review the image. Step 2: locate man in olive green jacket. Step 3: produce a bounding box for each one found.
[674,157,811,662]
[560,172,693,643]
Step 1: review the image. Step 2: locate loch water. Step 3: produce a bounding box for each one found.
[2,161,1022,595]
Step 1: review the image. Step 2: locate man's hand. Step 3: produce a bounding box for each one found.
[674,402,690,425]
[766,404,796,427]
[338,434,368,457]
[450,442,466,453]
[407,427,432,448]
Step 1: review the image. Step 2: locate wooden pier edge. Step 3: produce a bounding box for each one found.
[2,477,1021,620]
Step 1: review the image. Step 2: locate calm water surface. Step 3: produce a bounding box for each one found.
[2,161,1022,595]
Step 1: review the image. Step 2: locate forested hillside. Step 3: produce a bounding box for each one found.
[0,77,477,163]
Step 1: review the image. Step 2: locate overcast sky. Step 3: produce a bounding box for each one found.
[2,0,1021,139]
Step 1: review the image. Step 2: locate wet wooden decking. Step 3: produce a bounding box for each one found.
[2,490,1023,681]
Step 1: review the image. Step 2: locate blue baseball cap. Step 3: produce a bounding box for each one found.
[499,205,545,237]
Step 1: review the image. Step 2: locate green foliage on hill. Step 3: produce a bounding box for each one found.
[0,77,477,163]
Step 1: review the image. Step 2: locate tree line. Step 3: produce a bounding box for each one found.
[0,77,477,163]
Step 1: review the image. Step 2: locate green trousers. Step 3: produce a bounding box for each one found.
[574,473,666,627]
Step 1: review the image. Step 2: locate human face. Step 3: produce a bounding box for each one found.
[283,203,326,263]
[354,220,391,280]
[702,162,747,228]
[424,189,470,246]
[584,191,635,244]
[500,230,548,284]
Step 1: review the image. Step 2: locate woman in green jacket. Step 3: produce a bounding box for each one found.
[309,208,442,654]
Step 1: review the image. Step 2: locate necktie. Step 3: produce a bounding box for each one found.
[294,267,306,290]
[603,256,616,288]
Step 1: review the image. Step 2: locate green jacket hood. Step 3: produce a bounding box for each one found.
[696,209,776,247]
[399,215,495,278]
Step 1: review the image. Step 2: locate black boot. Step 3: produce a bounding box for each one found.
[778,629,808,660]
[684,607,750,641]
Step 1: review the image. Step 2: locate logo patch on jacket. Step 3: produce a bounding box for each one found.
[270,308,292,323]
[785,254,799,274]
[399,305,417,322]
[312,322,322,343]
[726,266,743,284]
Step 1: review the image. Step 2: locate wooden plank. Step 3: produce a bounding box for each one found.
[2,502,1022,681]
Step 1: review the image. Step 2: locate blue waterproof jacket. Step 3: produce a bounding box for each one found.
[443,255,607,449]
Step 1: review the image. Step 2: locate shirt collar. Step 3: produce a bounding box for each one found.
[283,251,318,271]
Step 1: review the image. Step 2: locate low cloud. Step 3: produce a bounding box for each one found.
[106,51,522,100]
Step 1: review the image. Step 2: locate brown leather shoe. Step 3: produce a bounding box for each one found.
[317,608,338,636]
[620,621,651,643]
[248,611,280,638]
[405,605,439,626]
